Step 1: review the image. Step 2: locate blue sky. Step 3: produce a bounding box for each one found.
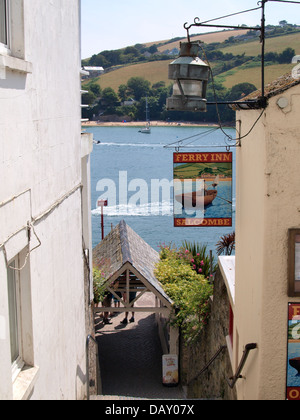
[81,0,300,58]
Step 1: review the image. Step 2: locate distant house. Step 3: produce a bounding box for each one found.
[163,48,180,56]
[169,48,180,56]
[122,98,136,107]
[82,66,104,79]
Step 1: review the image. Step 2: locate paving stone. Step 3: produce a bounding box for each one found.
[95,293,185,400]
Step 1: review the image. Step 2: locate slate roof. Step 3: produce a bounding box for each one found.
[242,72,300,101]
[92,220,172,304]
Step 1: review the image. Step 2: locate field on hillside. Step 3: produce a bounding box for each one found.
[96,59,293,93]
[90,30,300,93]
[216,63,294,89]
[95,60,172,92]
[155,29,249,52]
[219,32,300,56]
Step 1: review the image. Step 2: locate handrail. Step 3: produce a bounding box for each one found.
[187,342,257,390]
[226,343,257,389]
[86,334,101,400]
[187,345,227,385]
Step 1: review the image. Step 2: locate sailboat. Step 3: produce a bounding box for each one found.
[139,97,151,134]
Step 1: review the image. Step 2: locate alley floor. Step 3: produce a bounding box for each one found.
[95,293,186,400]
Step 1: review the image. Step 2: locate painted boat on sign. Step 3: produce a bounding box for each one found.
[175,189,218,209]
[289,357,300,374]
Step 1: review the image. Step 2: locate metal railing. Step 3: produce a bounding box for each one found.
[226,343,257,389]
[86,334,101,400]
[187,342,257,391]
[187,345,227,385]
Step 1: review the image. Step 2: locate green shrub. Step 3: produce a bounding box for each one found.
[92,268,107,304]
[182,240,217,279]
[155,245,213,342]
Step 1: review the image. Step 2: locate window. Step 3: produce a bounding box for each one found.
[7,260,24,381]
[0,0,8,47]
[288,229,300,297]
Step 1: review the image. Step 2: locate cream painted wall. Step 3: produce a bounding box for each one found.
[0,0,91,400]
[234,83,300,400]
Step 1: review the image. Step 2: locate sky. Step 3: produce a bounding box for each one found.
[81,0,300,59]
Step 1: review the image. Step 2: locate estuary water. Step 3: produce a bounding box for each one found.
[85,125,236,256]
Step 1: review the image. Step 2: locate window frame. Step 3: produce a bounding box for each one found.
[0,0,10,54]
[288,228,300,297]
[7,259,25,382]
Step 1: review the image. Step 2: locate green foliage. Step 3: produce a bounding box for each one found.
[182,240,217,279]
[92,268,107,304]
[101,87,120,114]
[82,25,300,123]
[216,232,235,256]
[127,77,151,101]
[155,245,213,342]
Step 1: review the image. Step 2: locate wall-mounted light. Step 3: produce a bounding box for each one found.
[166,0,292,112]
[166,42,210,112]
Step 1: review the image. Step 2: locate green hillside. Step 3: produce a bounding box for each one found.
[174,162,232,179]
[88,30,299,93]
[82,26,300,123]
[98,60,171,92]
[219,32,300,57]
[216,63,294,89]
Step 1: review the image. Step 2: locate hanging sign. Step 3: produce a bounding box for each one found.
[287,303,300,400]
[173,152,232,227]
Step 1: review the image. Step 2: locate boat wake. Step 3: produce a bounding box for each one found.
[91,198,236,218]
[92,201,173,217]
[96,142,164,149]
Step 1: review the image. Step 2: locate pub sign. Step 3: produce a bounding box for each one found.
[287,303,300,400]
[173,152,232,227]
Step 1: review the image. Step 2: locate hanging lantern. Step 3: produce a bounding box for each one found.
[166,41,210,112]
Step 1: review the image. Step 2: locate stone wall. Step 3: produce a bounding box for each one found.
[180,267,237,400]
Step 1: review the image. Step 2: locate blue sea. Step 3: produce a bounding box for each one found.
[287,342,300,387]
[84,125,236,256]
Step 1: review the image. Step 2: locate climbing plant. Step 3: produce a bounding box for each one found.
[92,268,107,304]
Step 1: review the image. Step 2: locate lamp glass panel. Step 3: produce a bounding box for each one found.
[173,80,203,97]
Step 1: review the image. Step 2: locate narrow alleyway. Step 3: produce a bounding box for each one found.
[95,293,185,400]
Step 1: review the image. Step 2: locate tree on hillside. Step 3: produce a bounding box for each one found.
[82,91,97,106]
[89,53,109,67]
[127,77,151,101]
[118,84,129,102]
[101,87,120,114]
[88,83,101,96]
[278,47,295,64]
[227,83,257,101]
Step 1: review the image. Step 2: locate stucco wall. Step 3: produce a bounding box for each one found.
[234,83,300,399]
[0,0,90,400]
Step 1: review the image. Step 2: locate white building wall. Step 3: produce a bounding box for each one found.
[234,82,300,400]
[0,0,91,400]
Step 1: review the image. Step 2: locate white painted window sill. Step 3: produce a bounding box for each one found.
[218,256,235,308]
[226,335,234,369]
[0,53,32,78]
[13,365,39,400]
